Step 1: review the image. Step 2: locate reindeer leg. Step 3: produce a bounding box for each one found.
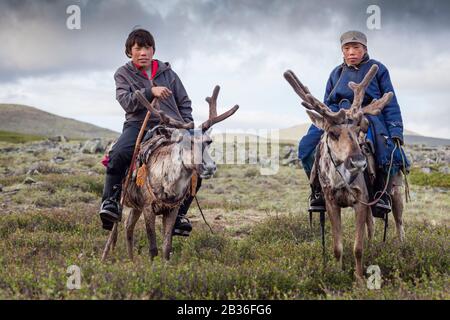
[125,208,142,261]
[390,172,405,242]
[326,201,343,269]
[162,209,178,261]
[361,185,374,242]
[353,203,367,284]
[366,207,374,242]
[142,207,158,260]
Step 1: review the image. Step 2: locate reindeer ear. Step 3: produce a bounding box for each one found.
[306,110,325,130]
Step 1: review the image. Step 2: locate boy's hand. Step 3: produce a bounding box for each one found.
[151,86,172,99]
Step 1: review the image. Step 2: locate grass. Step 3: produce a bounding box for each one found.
[0,139,448,299]
[0,208,447,299]
[0,130,46,143]
[409,167,450,188]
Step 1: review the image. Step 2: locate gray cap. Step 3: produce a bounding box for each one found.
[340,30,367,47]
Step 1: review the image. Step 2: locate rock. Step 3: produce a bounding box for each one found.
[23,177,36,185]
[215,187,225,194]
[48,135,68,143]
[282,146,295,159]
[26,169,41,176]
[439,166,449,174]
[0,146,19,153]
[420,167,432,174]
[81,138,104,154]
[52,156,65,164]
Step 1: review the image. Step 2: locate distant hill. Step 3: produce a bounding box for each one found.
[276,124,425,143]
[213,124,450,147]
[403,135,450,147]
[0,104,119,140]
[276,124,311,143]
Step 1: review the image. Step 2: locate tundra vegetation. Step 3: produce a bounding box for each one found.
[0,134,448,299]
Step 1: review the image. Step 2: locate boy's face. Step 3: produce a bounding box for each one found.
[342,42,366,66]
[131,43,154,69]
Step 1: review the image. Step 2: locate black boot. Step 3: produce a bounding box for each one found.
[305,155,326,212]
[309,183,326,212]
[172,178,202,236]
[173,215,193,237]
[373,193,392,219]
[371,171,392,219]
[99,174,123,230]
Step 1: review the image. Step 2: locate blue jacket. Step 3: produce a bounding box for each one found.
[299,54,410,172]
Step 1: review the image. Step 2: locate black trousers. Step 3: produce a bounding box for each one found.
[102,121,202,216]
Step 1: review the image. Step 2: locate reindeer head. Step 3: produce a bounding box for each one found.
[284,65,393,184]
[135,86,238,179]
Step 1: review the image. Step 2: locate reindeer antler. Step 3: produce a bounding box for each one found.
[135,91,194,129]
[199,85,239,131]
[284,70,346,124]
[348,64,394,116]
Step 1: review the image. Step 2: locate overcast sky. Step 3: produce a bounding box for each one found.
[0,0,449,138]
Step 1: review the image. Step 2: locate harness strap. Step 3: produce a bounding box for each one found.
[191,173,198,196]
[356,143,396,206]
[326,137,397,207]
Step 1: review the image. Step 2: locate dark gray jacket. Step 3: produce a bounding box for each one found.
[114,60,193,128]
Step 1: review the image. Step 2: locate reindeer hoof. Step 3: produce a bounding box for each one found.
[354,272,366,287]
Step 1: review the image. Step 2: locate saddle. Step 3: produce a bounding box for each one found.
[131,125,178,186]
[310,137,386,218]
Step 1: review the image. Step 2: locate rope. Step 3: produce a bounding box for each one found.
[194,195,214,234]
[355,143,397,206]
[398,140,411,203]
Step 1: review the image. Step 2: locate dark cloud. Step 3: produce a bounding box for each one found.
[0,0,449,138]
[1,0,449,82]
[0,0,160,80]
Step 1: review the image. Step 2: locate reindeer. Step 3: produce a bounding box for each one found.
[284,65,405,281]
[102,86,238,261]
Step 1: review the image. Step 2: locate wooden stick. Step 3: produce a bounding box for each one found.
[101,99,156,262]
[120,109,152,206]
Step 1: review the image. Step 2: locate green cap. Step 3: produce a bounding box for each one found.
[340,30,367,47]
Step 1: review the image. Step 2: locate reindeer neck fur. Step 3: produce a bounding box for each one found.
[147,141,193,207]
[317,134,366,207]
